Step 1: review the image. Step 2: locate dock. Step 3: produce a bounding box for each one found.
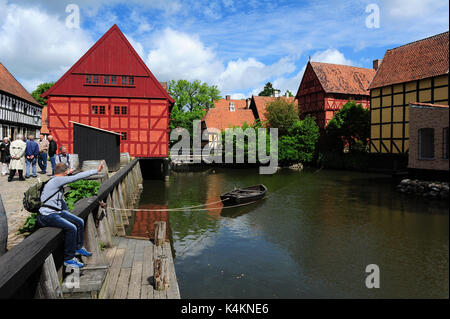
[103,236,180,299]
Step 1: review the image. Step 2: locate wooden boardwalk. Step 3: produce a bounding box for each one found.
[103,236,180,299]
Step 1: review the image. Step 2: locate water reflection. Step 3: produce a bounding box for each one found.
[135,168,449,298]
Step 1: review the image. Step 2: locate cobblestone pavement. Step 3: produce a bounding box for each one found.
[0,172,51,250]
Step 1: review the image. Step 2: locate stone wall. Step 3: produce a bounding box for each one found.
[396,178,449,200]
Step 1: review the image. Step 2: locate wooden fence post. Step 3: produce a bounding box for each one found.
[111,190,125,236]
[96,205,113,248]
[0,195,7,256]
[154,221,166,246]
[106,193,117,236]
[153,255,170,291]
[84,213,105,265]
[115,186,129,226]
[34,253,63,299]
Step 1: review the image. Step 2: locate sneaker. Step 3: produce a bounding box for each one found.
[64,257,84,269]
[76,247,92,257]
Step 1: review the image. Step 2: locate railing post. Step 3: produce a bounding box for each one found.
[0,195,7,256]
[34,253,63,299]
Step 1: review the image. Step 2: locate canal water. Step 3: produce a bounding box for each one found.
[135,168,449,298]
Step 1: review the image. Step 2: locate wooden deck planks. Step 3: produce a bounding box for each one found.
[103,237,179,299]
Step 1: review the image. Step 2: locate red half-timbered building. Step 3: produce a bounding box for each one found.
[295,61,375,129]
[42,24,174,158]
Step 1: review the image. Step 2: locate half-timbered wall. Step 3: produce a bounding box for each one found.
[0,92,42,139]
[47,96,169,157]
[369,74,449,155]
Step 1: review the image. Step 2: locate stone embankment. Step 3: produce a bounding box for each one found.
[396,179,449,200]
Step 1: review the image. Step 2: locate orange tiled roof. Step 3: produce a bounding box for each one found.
[309,62,375,95]
[369,31,449,89]
[0,62,41,106]
[203,98,255,130]
[253,96,297,122]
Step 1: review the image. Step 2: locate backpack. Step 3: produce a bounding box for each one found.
[23,181,61,213]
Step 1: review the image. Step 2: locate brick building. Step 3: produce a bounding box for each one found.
[295,61,375,129]
[368,31,449,171]
[408,103,449,178]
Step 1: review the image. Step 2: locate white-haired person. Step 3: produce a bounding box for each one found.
[0,137,11,176]
[8,134,26,181]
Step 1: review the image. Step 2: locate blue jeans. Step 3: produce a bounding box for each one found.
[49,155,56,175]
[36,210,85,261]
[25,157,37,177]
[38,153,47,174]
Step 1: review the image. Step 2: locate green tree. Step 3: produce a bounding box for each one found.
[325,100,370,153]
[258,82,278,96]
[168,79,221,135]
[31,82,55,106]
[285,90,294,97]
[263,98,299,135]
[279,116,320,165]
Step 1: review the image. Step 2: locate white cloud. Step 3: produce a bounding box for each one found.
[383,0,447,19]
[310,48,354,65]
[0,2,93,91]
[146,28,297,96]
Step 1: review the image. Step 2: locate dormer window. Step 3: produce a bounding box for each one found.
[229,102,235,112]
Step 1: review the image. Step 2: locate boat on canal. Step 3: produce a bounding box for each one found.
[220,184,267,206]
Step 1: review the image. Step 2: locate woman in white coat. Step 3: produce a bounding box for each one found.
[8,134,26,182]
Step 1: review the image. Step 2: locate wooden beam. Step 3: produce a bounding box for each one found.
[34,253,63,299]
[154,222,166,246]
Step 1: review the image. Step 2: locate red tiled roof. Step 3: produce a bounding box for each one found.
[309,62,375,95]
[369,31,449,89]
[202,98,255,130]
[253,96,297,122]
[0,62,41,106]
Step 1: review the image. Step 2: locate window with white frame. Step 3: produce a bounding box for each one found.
[229,102,235,112]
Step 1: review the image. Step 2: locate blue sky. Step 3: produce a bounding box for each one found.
[0,0,448,98]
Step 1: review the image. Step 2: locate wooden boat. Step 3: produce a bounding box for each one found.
[220,184,267,206]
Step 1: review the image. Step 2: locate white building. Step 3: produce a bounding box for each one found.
[0,63,42,140]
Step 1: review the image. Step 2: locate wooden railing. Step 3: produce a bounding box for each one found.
[0,159,143,299]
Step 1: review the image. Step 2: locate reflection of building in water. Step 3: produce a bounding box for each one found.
[204,172,224,218]
[129,204,170,240]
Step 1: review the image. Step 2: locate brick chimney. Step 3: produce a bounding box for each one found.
[373,59,382,71]
[225,95,231,101]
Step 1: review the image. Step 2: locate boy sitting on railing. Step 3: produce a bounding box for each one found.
[37,160,105,269]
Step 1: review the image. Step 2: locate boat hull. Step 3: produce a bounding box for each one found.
[220,184,267,206]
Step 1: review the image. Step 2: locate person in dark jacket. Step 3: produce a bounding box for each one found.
[0,137,11,176]
[48,135,57,176]
[25,134,39,178]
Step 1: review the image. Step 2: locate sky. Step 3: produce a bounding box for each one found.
[0,0,448,99]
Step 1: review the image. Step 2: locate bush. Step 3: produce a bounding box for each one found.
[264,99,299,135]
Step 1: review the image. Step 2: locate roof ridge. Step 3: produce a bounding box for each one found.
[310,61,375,71]
[386,31,449,52]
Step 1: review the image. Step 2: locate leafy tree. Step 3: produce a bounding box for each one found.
[263,98,299,135]
[325,100,370,153]
[31,82,55,106]
[285,90,294,97]
[258,82,278,96]
[279,116,320,165]
[168,80,221,135]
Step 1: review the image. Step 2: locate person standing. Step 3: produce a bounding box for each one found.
[8,134,26,182]
[25,134,39,178]
[37,161,105,268]
[37,134,49,174]
[48,135,57,176]
[0,137,11,176]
